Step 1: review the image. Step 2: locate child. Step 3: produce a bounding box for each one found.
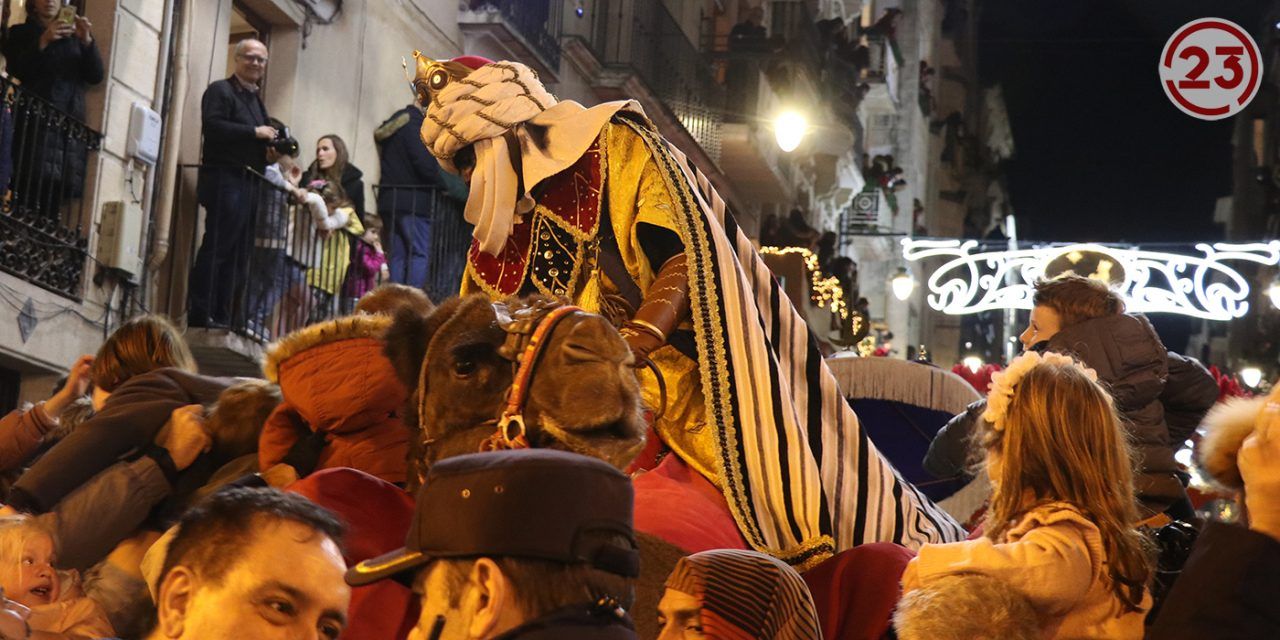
[901,351,1153,638]
[0,516,113,638]
[303,180,363,323]
[340,215,388,314]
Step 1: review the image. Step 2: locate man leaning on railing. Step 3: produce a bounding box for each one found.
[188,38,274,329]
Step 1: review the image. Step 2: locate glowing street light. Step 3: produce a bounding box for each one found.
[1268,278,1280,310]
[774,110,807,152]
[962,355,984,374]
[1241,366,1264,389]
[891,267,915,301]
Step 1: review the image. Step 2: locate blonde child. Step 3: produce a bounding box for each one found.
[0,516,113,639]
[901,351,1153,638]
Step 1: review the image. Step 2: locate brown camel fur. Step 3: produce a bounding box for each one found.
[385,294,679,639]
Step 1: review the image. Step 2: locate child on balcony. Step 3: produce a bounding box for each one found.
[339,214,388,314]
[304,180,362,323]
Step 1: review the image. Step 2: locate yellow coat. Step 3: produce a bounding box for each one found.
[307,206,363,295]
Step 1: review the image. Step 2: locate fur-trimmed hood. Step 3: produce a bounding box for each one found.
[262,314,392,382]
[1196,396,1264,490]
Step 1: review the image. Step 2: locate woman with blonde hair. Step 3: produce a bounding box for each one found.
[7,315,229,516]
[902,352,1154,638]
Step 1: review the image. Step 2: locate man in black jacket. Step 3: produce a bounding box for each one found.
[374,104,452,289]
[188,38,276,328]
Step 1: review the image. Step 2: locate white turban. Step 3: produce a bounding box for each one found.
[420,61,644,256]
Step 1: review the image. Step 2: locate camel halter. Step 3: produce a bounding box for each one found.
[480,304,583,451]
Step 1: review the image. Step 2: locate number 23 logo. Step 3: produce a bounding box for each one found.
[1178,46,1245,90]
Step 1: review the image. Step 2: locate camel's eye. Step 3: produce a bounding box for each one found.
[453,359,477,377]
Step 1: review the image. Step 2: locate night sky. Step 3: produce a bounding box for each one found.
[976,0,1273,351]
[978,0,1271,244]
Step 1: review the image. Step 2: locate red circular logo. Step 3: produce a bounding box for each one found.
[1159,18,1262,121]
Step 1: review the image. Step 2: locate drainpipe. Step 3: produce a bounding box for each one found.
[138,0,176,294]
[147,0,191,274]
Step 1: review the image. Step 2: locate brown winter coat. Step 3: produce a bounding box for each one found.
[260,315,410,484]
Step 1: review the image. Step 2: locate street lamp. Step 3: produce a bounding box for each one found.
[1241,366,1264,389]
[962,355,984,374]
[1268,277,1280,310]
[774,110,807,152]
[891,267,914,301]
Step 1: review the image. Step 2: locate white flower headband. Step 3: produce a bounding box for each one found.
[981,351,1098,431]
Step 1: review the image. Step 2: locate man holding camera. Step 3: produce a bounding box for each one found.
[188,38,274,329]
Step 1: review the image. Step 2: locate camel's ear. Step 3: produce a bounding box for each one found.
[384,295,470,389]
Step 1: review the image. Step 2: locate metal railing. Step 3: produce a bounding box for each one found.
[469,0,562,70]
[0,75,102,300]
[174,165,470,344]
[589,0,724,162]
[374,184,471,305]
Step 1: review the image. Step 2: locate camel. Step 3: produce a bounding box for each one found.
[384,294,681,638]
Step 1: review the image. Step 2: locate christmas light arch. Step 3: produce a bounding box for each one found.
[900,239,1280,320]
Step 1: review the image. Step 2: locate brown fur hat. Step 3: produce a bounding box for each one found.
[1195,396,1265,490]
[207,379,283,458]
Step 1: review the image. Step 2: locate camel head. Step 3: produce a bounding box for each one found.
[385,294,646,485]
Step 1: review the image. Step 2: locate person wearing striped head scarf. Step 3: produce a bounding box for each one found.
[658,549,821,639]
[407,53,964,570]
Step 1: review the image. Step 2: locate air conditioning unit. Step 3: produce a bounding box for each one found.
[98,200,144,278]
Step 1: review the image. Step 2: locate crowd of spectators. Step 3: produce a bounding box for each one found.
[0,275,1273,638]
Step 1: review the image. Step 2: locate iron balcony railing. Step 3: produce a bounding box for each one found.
[469,0,562,71]
[175,164,470,344]
[374,184,472,305]
[0,74,102,300]
[589,0,724,162]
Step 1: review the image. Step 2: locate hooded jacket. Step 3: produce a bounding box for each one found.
[8,368,232,514]
[924,314,1215,516]
[1043,314,1181,514]
[260,315,410,484]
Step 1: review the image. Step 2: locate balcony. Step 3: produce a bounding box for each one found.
[567,0,726,166]
[159,166,469,376]
[862,34,901,110]
[0,74,102,300]
[459,0,562,80]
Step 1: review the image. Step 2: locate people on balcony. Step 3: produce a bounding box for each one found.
[3,0,104,217]
[304,179,362,323]
[339,216,388,315]
[374,102,460,289]
[729,5,768,52]
[302,134,365,222]
[245,120,305,342]
[188,38,274,329]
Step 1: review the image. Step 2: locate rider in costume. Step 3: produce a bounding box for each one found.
[410,54,963,567]
[414,55,716,486]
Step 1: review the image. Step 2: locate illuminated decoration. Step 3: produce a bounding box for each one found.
[901,239,1280,320]
[773,110,807,152]
[891,267,915,301]
[761,246,849,317]
[1240,366,1264,389]
[962,355,984,374]
[1269,278,1280,309]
